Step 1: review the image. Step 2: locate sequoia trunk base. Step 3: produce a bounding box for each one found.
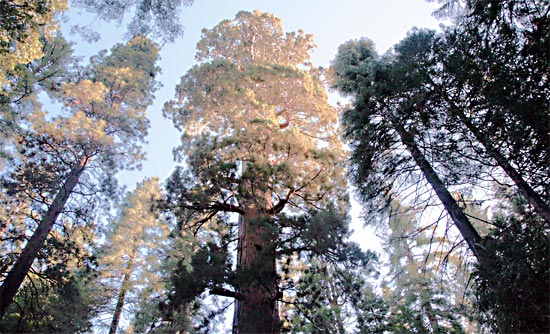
[233,209,280,334]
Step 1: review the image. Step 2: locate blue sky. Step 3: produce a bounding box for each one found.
[64,0,443,191]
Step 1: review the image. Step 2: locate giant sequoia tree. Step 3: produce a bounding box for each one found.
[163,11,350,333]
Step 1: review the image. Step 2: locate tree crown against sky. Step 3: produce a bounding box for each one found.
[0,34,161,323]
[330,1,549,331]
[164,10,348,215]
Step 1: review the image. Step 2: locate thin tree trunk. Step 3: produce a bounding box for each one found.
[326,276,346,334]
[233,208,279,334]
[451,101,550,223]
[432,82,550,223]
[109,248,137,334]
[390,116,483,259]
[0,222,7,238]
[423,301,440,333]
[0,161,86,319]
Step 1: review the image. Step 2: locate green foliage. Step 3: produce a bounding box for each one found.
[332,0,549,222]
[71,0,194,43]
[281,255,380,334]
[0,0,69,86]
[160,11,352,331]
[332,1,549,332]
[0,34,160,323]
[0,35,74,177]
[90,178,176,333]
[380,199,480,334]
[0,267,98,333]
[169,242,232,308]
[330,37,377,95]
[474,210,550,333]
[0,199,101,327]
[436,0,550,201]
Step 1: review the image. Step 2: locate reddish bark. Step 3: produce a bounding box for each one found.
[109,248,137,334]
[232,207,280,334]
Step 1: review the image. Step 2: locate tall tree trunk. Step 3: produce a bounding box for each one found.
[233,208,280,334]
[326,277,346,334]
[389,115,483,260]
[109,248,137,334]
[441,94,550,224]
[0,161,86,319]
[453,103,550,223]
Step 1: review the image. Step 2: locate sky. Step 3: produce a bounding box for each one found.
[62,0,444,249]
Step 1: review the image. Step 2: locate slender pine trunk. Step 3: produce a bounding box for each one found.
[109,248,137,334]
[455,105,550,223]
[389,115,483,259]
[326,276,346,334]
[434,83,550,223]
[423,302,440,333]
[0,161,86,319]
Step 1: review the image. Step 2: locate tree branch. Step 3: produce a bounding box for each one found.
[209,286,243,300]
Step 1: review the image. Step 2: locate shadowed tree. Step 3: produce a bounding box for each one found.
[331,37,483,259]
[331,0,549,331]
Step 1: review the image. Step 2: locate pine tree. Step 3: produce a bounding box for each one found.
[0,35,160,319]
[331,37,483,259]
[90,178,170,334]
[331,1,549,330]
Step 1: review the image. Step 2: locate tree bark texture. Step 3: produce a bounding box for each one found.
[233,208,280,334]
[390,115,483,260]
[0,161,85,319]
